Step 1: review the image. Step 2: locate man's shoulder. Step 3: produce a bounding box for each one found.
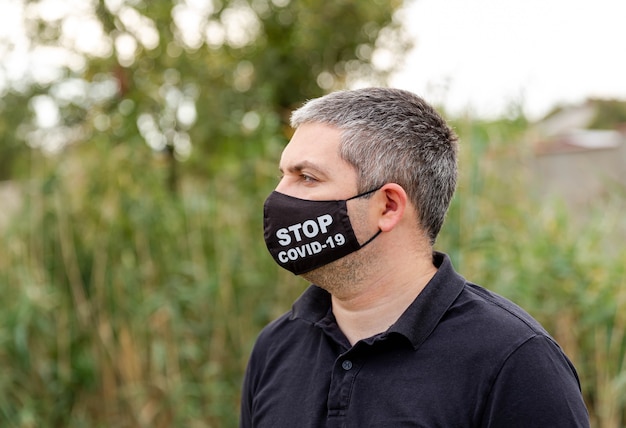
[462,282,548,334]
[253,310,295,347]
[442,281,555,354]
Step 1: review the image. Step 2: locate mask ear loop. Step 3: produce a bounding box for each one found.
[347,185,383,201]
[359,229,382,248]
[347,186,384,247]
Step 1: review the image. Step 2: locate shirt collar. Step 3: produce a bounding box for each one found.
[290,252,466,350]
[388,252,466,349]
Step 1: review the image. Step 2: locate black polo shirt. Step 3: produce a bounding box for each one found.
[240,252,589,427]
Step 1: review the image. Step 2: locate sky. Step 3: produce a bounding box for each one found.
[390,0,626,119]
[2,0,625,121]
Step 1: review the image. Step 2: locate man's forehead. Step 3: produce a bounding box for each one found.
[279,124,342,167]
[287,122,342,148]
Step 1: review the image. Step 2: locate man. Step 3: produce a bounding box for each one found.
[241,87,589,427]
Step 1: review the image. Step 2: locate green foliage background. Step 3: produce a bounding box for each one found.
[1,1,625,427]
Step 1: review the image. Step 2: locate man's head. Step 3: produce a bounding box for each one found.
[290,87,458,245]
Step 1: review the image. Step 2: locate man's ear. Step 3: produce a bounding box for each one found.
[377,183,407,232]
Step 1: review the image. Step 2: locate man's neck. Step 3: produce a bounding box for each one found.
[331,258,437,346]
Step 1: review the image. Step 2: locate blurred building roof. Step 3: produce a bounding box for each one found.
[535,129,624,155]
[533,99,626,156]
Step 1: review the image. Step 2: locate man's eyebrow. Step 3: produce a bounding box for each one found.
[279,160,329,176]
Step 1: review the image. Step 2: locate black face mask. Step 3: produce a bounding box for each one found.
[263,188,382,275]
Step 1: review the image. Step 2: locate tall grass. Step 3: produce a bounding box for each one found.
[0,115,624,426]
[440,115,626,427]
[0,142,305,427]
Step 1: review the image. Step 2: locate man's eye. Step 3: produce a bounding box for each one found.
[301,174,316,182]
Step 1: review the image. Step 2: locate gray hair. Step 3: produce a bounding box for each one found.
[290,87,458,245]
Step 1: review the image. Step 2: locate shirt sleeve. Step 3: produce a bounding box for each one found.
[482,335,590,427]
